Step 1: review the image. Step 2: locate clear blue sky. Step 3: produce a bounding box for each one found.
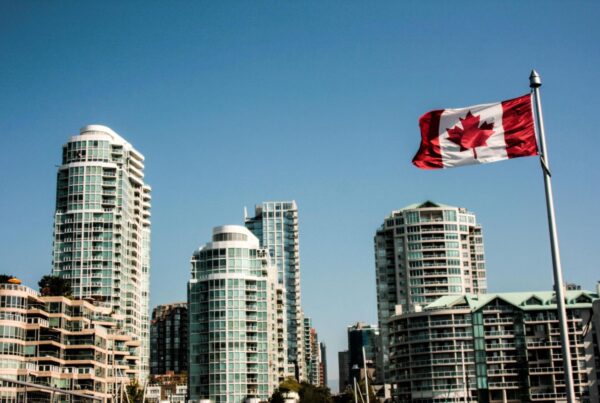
[1,1,599,388]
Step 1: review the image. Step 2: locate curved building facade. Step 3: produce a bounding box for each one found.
[374,201,486,381]
[188,226,278,403]
[51,125,151,379]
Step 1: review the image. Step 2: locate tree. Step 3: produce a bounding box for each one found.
[299,382,333,403]
[38,275,72,297]
[126,380,144,403]
[278,377,301,393]
[332,387,355,403]
[0,274,15,284]
[270,389,285,403]
[356,378,376,402]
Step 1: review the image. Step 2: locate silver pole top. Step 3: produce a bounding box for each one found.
[530,69,542,88]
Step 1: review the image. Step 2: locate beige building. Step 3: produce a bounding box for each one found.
[0,282,139,402]
[387,288,600,403]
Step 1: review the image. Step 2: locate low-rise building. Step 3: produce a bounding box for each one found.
[388,289,600,402]
[147,372,188,402]
[0,282,139,402]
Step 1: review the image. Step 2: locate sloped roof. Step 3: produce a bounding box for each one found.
[398,200,455,211]
[423,290,599,312]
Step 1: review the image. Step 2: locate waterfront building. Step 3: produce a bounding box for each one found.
[150,303,188,375]
[51,125,151,378]
[245,201,305,380]
[374,201,486,379]
[387,288,600,402]
[188,225,278,402]
[0,281,139,402]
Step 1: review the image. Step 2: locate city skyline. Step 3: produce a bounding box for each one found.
[2,1,600,387]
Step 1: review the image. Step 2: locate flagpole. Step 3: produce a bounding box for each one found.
[529,69,576,403]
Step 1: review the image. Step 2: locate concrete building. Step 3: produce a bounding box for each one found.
[0,281,139,402]
[187,225,279,402]
[245,201,306,380]
[387,289,600,402]
[375,201,486,379]
[150,303,188,375]
[51,125,151,378]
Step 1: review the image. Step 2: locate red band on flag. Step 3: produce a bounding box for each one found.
[502,94,538,159]
[413,110,444,169]
[413,93,538,169]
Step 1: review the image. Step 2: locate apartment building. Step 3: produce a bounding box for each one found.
[246,201,305,380]
[0,281,139,402]
[187,225,279,402]
[387,289,600,402]
[375,201,486,379]
[52,125,151,378]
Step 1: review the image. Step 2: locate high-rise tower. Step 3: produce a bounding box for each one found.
[374,201,486,380]
[188,225,278,402]
[245,201,305,380]
[52,125,151,378]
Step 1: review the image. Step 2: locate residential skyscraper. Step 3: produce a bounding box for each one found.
[245,201,306,380]
[188,225,278,402]
[150,302,188,375]
[374,201,486,380]
[52,125,151,378]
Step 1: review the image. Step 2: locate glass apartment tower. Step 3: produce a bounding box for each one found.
[52,125,151,378]
[245,201,305,380]
[374,201,486,380]
[188,225,278,402]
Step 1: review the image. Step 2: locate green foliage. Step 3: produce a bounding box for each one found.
[356,378,377,402]
[299,382,332,403]
[271,379,333,403]
[0,274,15,284]
[38,275,72,297]
[269,389,285,403]
[126,380,144,403]
[332,387,355,403]
[279,377,301,393]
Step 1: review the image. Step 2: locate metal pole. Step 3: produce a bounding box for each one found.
[362,347,370,403]
[353,377,358,403]
[529,69,576,403]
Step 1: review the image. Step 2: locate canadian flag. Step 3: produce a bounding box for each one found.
[412,94,538,169]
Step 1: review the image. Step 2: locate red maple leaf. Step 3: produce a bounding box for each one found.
[446,111,494,159]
